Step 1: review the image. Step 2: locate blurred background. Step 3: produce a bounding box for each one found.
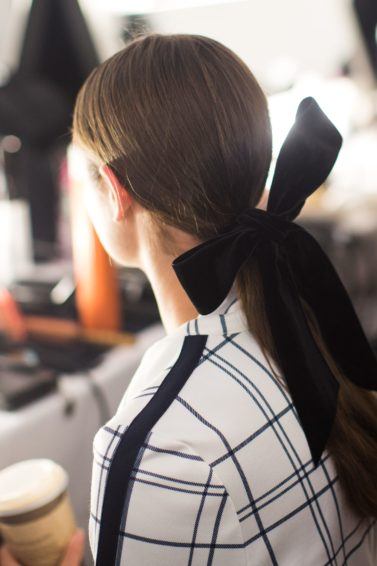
[0,0,376,563]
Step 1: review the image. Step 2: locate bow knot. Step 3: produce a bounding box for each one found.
[235,208,292,244]
[172,96,377,466]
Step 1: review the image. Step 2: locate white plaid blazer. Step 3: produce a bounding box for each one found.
[89,282,376,565]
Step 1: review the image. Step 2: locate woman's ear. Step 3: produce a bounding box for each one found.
[99,165,131,221]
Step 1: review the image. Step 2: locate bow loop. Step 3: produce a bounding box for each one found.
[236,208,293,244]
[267,97,343,221]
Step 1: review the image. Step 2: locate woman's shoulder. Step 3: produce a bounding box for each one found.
[93,326,302,478]
[89,329,251,563]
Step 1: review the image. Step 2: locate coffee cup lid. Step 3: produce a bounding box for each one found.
[0,459,68,518]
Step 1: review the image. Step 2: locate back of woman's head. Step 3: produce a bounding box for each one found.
[73,32,377,520]
[73,32,272,240]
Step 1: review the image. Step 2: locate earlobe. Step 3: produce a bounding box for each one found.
[99,164,131,222]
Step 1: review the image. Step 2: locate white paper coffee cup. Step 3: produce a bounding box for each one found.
[0,459,77,566]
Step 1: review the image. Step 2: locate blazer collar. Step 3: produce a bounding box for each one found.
[167,281,248,338]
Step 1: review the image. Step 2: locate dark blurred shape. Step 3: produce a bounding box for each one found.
[0,0,99,260]
[27,339,109,374]
[9,268,162,333]
[18,0,98,102]
[0,366,57,410]
[0,79,70,148]
[122,14,152,44]
[353,0,377,81]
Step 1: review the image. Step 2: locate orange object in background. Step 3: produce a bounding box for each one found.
[0,288,27,342]
[24,316,135,346]
[68,151,122,332]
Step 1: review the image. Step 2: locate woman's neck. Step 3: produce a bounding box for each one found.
[141,253,199,334]
[137,225,200,333]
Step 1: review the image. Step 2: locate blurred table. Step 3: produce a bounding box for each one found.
[0,322,165,565]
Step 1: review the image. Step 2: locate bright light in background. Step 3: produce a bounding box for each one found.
[269,74,357,154]
[266,72,374,190]
[1,135,22,153]
[84,0,245,14]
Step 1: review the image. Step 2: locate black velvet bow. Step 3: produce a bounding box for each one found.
[172,97,377,466]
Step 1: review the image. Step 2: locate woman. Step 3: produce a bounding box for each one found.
[73,33,375,565]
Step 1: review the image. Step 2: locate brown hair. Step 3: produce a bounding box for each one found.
[72,32,377,518]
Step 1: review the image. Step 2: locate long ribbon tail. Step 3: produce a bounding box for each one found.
[257,241,339,466]
[287,227,377,390]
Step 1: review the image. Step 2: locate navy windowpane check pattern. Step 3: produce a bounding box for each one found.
[89,282,376,565]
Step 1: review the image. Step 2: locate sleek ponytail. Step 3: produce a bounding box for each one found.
[236,257,377,518]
